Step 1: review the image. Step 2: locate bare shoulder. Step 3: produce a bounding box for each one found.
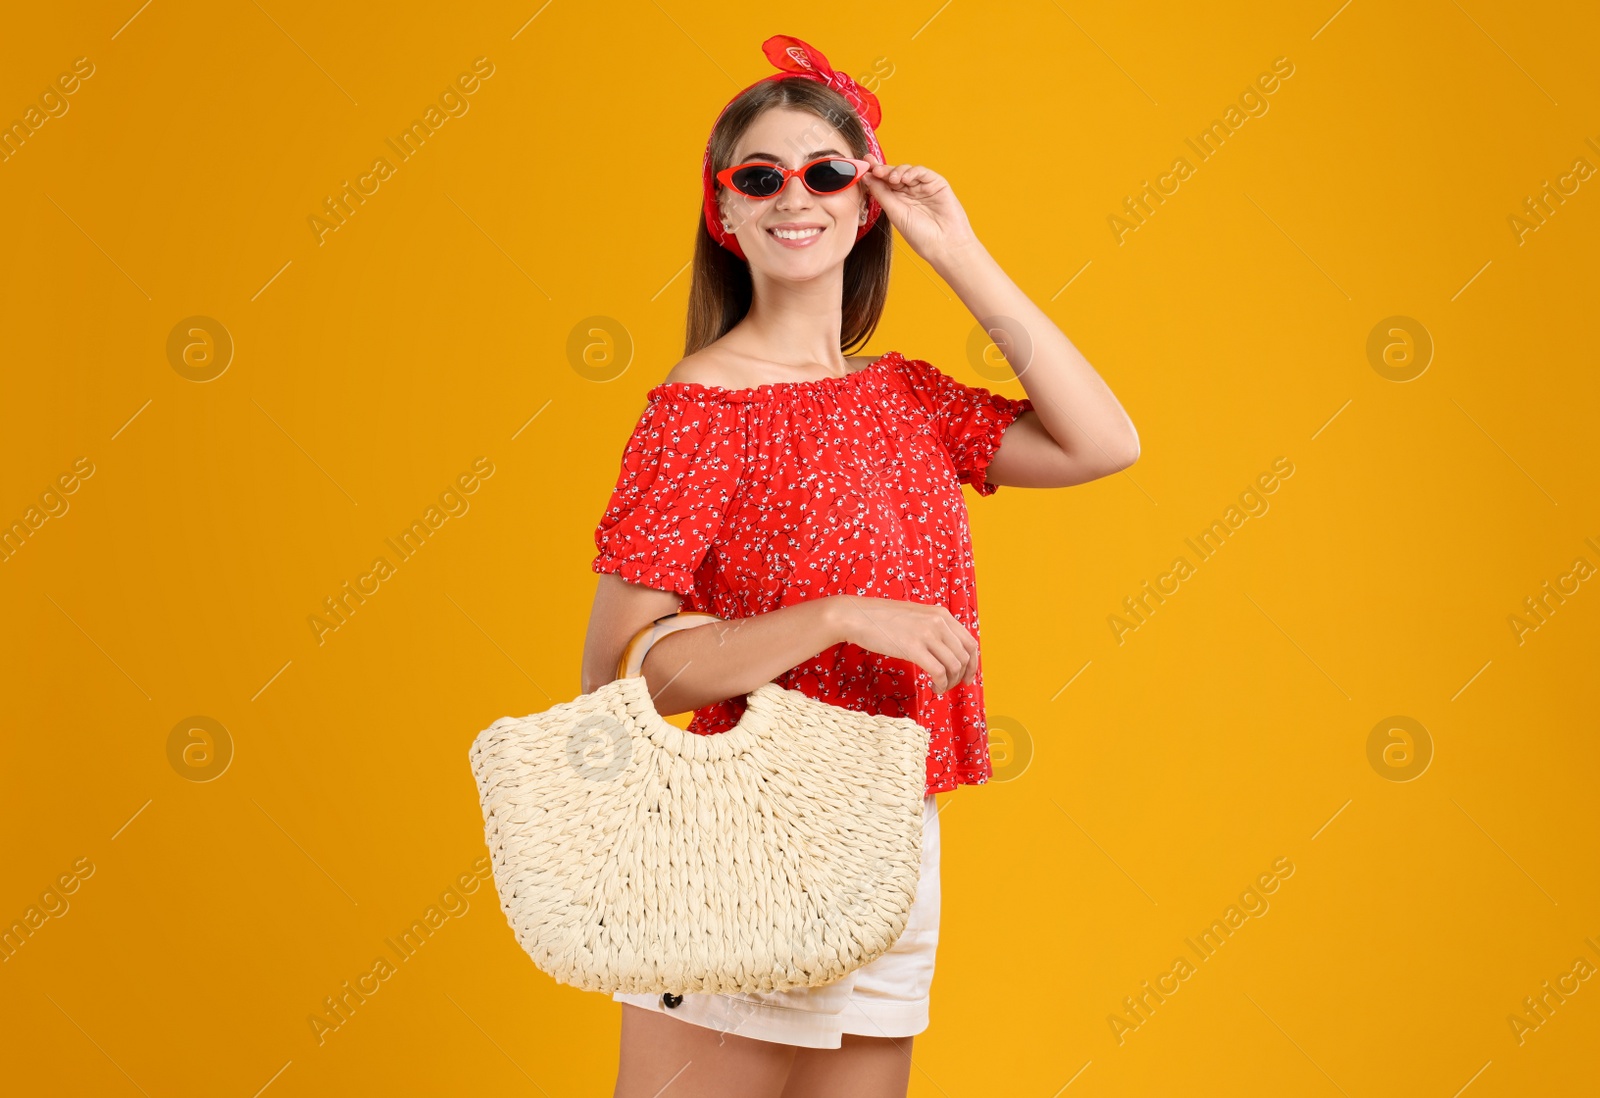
[659,347,736,388]
[661,346,886,389]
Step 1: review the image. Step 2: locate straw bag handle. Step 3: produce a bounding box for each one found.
[613,611,726,681]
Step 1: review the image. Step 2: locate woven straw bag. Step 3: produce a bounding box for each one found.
[468,610,932,996]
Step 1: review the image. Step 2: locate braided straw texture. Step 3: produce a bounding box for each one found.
[469,674,931,995]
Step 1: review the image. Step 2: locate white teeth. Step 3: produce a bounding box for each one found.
[770,227,823,240]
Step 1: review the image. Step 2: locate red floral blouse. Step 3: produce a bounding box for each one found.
[590,350,1033,796]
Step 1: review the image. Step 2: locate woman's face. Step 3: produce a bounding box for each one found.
[717,107,869,276]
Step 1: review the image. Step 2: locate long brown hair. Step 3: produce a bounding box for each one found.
[685,77,893,358]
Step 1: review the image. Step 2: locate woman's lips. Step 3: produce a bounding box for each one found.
[767,226,826,248]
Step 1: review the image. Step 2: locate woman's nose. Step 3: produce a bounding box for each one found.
[775,171,812,207]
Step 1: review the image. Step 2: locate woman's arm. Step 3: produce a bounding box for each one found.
[581,573,846,712]
[581,575,982,710]
[860,156,1140,487]
[933,237,1141,487]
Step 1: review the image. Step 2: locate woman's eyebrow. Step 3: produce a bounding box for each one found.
[738,148,847,164]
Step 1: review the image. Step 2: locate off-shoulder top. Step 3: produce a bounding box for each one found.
[590,350,1033,796]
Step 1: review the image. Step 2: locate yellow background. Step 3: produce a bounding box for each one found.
[3,1,1597,1094]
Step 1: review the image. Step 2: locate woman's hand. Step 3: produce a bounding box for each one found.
[860,154,980,263]
[828,595,980,695]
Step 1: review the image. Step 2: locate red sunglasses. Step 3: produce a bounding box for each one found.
[716,156,872,199]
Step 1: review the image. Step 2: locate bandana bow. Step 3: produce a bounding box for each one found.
[701,35,886,261]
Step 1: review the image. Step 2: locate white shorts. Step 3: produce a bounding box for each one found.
[613,793,943,1049]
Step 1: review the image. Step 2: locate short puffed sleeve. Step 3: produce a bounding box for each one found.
[590,394,747,598]
[894,356,1034,496]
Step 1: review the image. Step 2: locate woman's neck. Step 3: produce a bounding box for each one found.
[738,267,849,370]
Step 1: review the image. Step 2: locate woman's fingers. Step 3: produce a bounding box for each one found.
[919,647,960,694]
[955,638,978,686]
[874,163,941,197]
[926,614,978,693]
[867,158,914,186]
[935,642,966,693]
[928,616,963,686]
[915,631,962,693]
[832,595,981,694]
[936,615,977,688]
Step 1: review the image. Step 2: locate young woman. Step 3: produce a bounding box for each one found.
[583,35,1139,1098]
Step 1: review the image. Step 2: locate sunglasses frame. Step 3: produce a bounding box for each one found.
[715,156,873,200]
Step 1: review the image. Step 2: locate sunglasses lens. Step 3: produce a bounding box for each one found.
[729,165,784,197]
[804,159,860,193]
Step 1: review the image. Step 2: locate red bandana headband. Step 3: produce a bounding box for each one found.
[702,35,886,261]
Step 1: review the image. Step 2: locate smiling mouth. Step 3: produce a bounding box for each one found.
[768,226,825,240]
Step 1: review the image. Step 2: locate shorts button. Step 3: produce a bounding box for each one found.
[662,992,683,1009]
